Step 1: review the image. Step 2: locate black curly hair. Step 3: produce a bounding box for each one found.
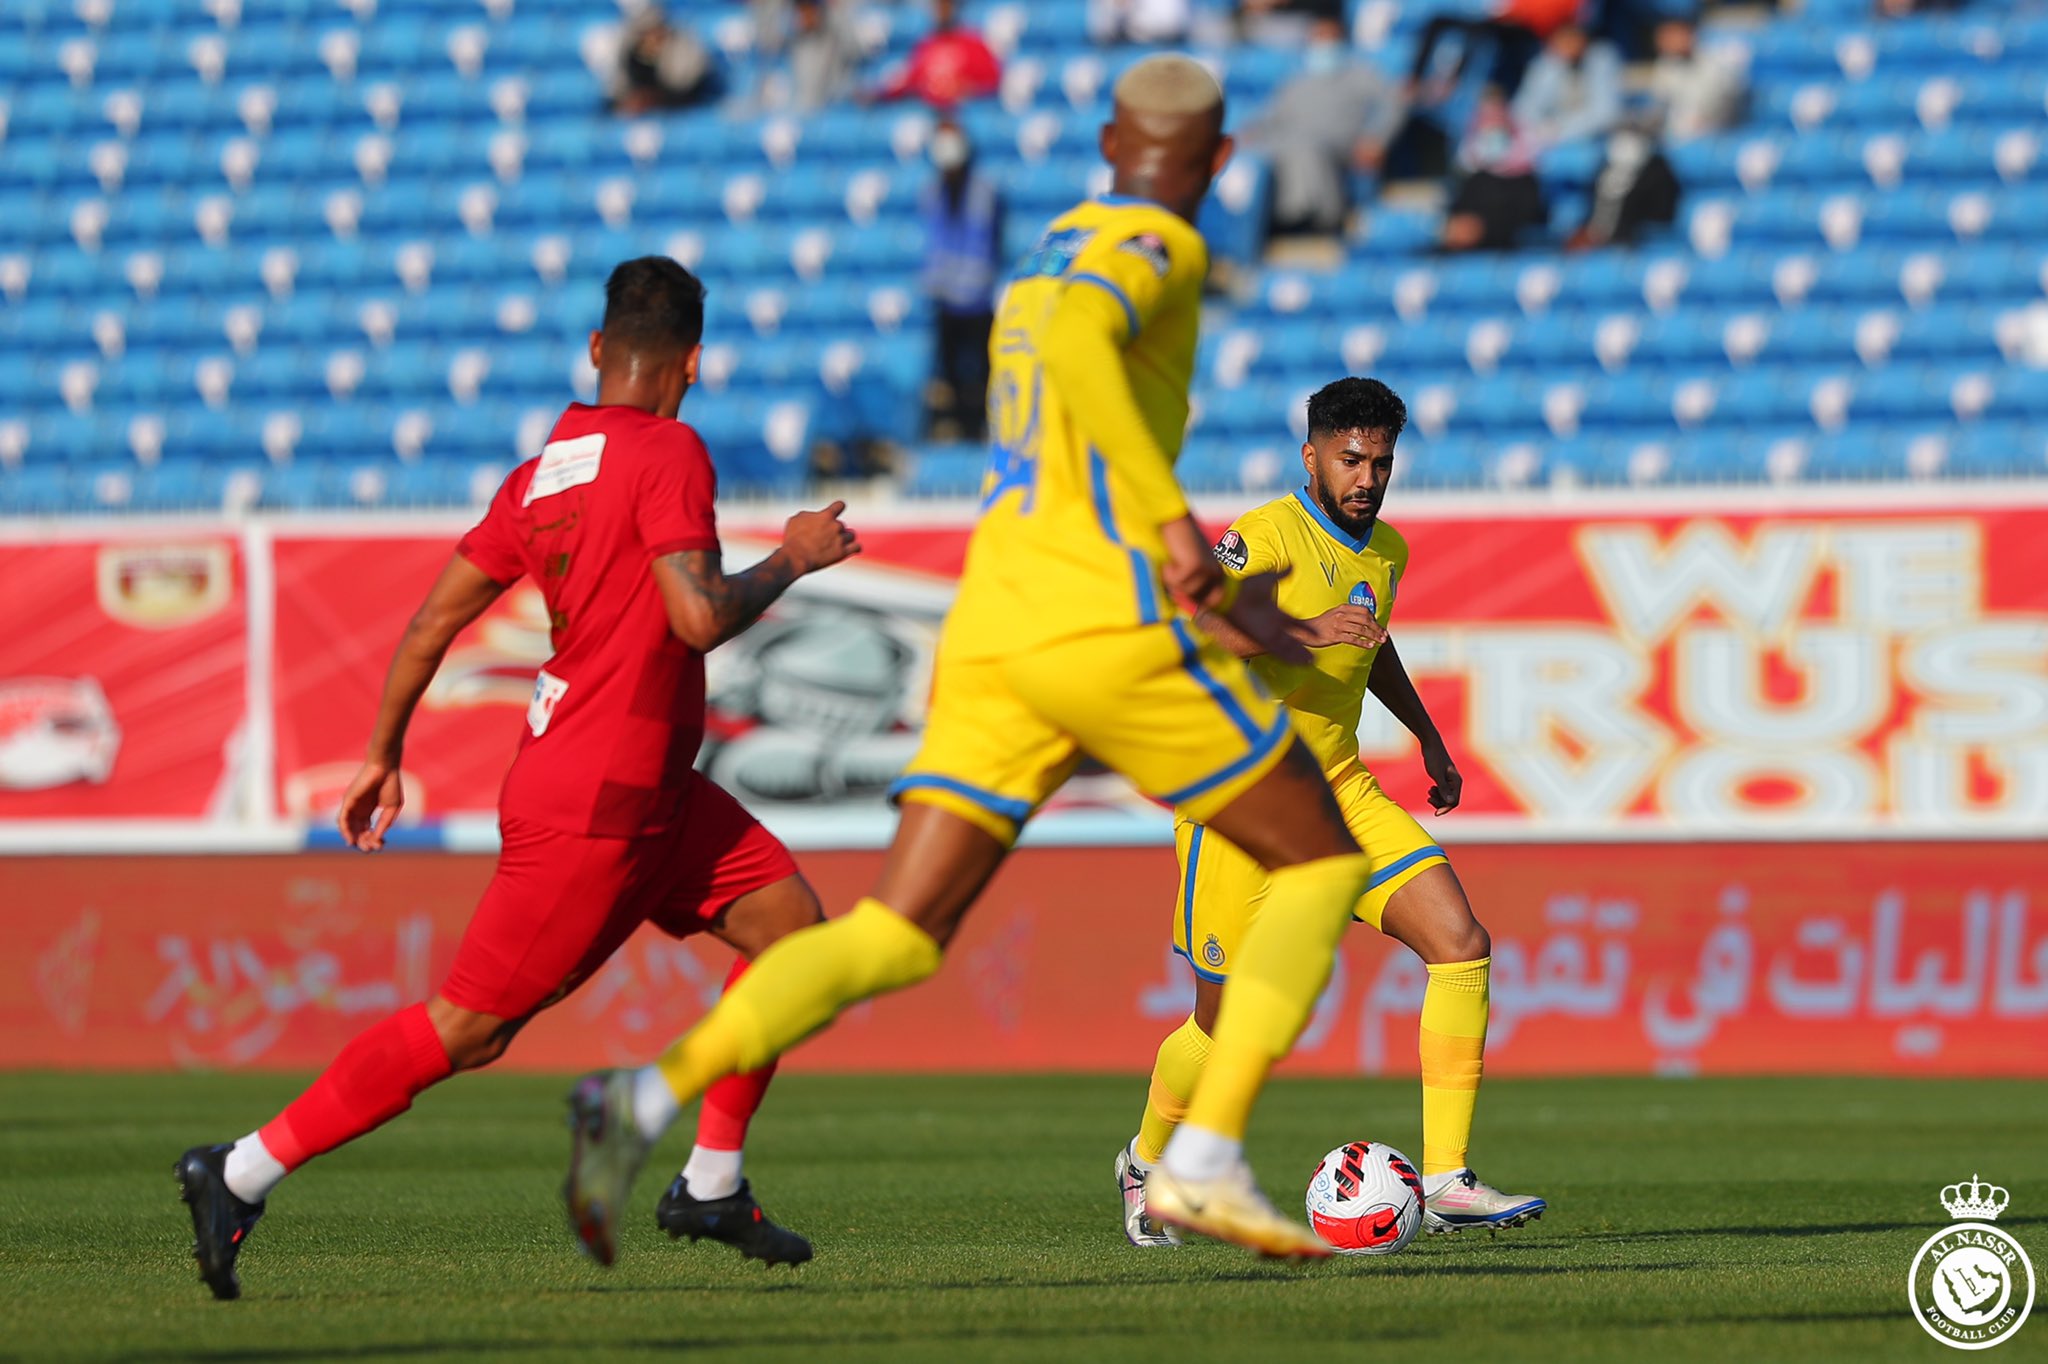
[1305,377,1407,441]
[602,255,707,354]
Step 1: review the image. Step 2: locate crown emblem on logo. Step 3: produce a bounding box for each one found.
[1941,1174,2010,1222]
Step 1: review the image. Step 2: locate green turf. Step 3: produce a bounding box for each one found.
[1,1073,2043,1363]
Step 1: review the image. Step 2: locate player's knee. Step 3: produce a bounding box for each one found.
[838,900,945,996]
[428,999,515,1071]
[1456,919,1491,963]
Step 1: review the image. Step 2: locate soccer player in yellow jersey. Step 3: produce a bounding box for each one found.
[564,55,1382,1261]
[1117,378,1546,1247]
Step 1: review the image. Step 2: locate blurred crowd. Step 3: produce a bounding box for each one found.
[593,0,1977,451]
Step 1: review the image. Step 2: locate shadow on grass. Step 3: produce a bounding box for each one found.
[572,1257,1703,1297]
[110,1302,1902,1362]
[1566,1213,2048,1244]
[118,1323,1160,1362]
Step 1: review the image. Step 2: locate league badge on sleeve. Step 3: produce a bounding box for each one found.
[1116,233,1171,277]
[1214,530,1249,572]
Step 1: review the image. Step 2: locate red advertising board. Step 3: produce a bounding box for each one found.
[5,841,2042,1075]
[0,538,247,818]
[261,503,2048,831]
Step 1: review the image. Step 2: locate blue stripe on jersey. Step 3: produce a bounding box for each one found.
[1170,618,1262,745]
[1366,845,1448,890]
[887,774,1034,823]
[1069,271,1141,338]
[1159,710,1293,807]
[1182,823,1205,966]
[1292,487,1370,555]
[1088,449,1162,626]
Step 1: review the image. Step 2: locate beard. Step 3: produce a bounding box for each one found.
[1313,478,1375,540]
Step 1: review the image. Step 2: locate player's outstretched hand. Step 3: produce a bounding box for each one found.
[1421,738,1463,815]
[1300,604,1388,650]
[338,759,405,852]
[1223,572,1313,668]
[782,500,861,575]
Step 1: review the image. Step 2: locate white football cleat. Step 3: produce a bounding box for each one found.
[562,1070,653,1266]
[1114,1142,1181,1248]
[1148,1160,1331,1260]
[1422,1168,1547,1234]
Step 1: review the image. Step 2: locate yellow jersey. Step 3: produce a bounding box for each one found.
[1217,490,1409,776]
[945,195,1209,661]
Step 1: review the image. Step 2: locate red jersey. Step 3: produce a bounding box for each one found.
[457,402,719,838]
[879,27,1001,108]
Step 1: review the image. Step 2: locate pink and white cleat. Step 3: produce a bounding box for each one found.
[1114,1141,1182,1248]
[1422,1168,1547,1234]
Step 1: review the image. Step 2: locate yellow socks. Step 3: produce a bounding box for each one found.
[1181,853,1371,1143]
[654,898,941,1106]
[1419,956,1490,1176]
[1135,1015,1212,1165]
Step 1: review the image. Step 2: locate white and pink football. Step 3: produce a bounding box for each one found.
[1305,1140,1423,1255]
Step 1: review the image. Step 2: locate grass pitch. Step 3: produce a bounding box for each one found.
[2,1073,2043,1362]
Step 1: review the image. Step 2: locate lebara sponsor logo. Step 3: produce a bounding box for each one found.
[1348,581,1377,615]
[0,677,121,791]
[1909,1176,2034,1350]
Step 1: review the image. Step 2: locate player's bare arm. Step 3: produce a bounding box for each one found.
[339,554,508,852]
[1196,598,1387,660]
[652,500,860,651]
[1366,637,1461,814]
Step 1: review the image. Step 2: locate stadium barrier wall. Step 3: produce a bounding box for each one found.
[3,483,2045,844]
[6,840,2044,1076]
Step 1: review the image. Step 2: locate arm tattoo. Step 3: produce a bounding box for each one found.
[662,549,798,648]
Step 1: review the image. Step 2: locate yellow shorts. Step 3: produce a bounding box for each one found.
[1172,762,1448,981]
[890,618,1294,847]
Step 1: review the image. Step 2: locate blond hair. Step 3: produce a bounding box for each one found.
[1112,54,1224,117]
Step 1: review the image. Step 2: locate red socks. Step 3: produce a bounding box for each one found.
[695,959,779,1152]
[259,1002,454,1170]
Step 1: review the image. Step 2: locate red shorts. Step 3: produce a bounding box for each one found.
[440,772,798,1020]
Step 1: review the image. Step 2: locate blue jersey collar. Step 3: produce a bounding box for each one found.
[1292,487,1373,554]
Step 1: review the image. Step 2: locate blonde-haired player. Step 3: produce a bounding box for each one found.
[564,55,1388,1261]
[1117,378,1546,1246]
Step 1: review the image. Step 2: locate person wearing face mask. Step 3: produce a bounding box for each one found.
[1239,18,1406,239]
[919,120,1005,440]
[1437,85,1545,253]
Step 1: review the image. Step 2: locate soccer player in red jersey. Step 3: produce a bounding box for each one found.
[174,257,859,1300]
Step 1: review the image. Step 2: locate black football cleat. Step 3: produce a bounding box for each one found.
[174,1144,265,1301]
[655,1175,813,1267]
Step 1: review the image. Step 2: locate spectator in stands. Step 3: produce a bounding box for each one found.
[919,120,1004,441]
[1876,0,1964,14]
[784,0,864,112]
[1405,0,1580,105]
[1438,86,1546,253]
[1568,17,1744,249]
[870,0,1001,109]
[1241,18,1407,238]
[1510,21,1622,151]
[1648,16,1746,141]
[1089,0,1193,47]
[1237,0,1346,46]
[610,6,722,115]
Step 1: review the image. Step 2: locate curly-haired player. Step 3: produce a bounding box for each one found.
[1115,377,1547,1247]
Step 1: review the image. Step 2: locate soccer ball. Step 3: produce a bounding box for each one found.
[1305,1140,1424,1255]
